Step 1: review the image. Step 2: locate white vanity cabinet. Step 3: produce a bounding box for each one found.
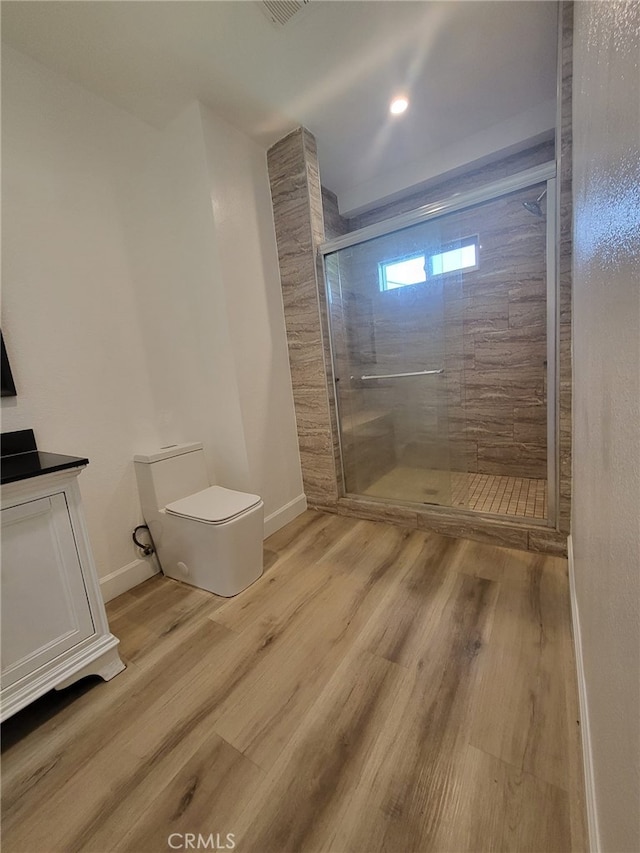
[1,466,124,721]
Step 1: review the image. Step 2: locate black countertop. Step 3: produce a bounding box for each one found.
[1,430,88,485]
[1,450,89,485]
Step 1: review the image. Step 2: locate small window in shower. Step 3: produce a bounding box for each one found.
[379,237,478,292]
[378,253,426,291]
[428,236,478,277]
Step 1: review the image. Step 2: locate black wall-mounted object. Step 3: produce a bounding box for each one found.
[1,331,17,397]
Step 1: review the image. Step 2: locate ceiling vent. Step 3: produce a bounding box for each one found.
[259,0,310,29]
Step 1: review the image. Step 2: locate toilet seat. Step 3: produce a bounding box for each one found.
[165,485,262,525]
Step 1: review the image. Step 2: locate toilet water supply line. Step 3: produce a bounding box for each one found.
[132,525,155,557]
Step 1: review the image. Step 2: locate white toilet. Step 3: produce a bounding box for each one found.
[134,443,264,597]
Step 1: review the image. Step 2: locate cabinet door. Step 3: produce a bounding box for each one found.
[1,493,95,689]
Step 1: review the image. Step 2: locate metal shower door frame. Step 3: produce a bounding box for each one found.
[320,162,559,528]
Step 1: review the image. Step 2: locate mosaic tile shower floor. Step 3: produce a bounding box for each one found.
[362,467,547,519]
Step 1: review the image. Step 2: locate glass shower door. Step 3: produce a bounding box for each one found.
[324,172,553,520]
[325,220,463,509]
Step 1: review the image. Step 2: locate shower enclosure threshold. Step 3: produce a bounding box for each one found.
[310,486,564,554]
[326,492,560,556]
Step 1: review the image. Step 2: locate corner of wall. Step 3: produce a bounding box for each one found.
[264,494,307,539]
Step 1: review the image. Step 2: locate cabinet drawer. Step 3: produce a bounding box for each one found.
[1,493,95,688]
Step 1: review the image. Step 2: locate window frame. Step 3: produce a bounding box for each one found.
[427,235,479,279]
[378,235,479,293]
[378,251,427,292]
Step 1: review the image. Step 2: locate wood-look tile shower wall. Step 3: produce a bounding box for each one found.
[267,128,338,505]
[557,0,573,534]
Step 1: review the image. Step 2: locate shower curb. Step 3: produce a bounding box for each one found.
[309,496,567,556]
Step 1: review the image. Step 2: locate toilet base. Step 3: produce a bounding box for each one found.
[151,501,264,597]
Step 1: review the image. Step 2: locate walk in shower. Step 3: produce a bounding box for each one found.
[322,164,557,524]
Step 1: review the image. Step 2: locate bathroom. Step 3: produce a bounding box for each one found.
[1,2,639,852]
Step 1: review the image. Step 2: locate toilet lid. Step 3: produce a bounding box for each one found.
[165,485,262,524]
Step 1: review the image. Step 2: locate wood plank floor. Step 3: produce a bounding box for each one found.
[1,510,586,852]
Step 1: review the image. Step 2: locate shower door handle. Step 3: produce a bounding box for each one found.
[354,368,444,381]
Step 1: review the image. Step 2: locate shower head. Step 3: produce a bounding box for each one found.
[523,189,547,217]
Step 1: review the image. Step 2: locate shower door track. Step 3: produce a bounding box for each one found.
[320,161,559,529]
[319,162,556,256]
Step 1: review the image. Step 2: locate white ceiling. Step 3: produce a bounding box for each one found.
[1,0,559,215]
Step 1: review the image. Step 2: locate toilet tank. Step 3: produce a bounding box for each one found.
[134,443,210,514]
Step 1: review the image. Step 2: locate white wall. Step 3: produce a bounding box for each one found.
[119,101,304,527]
[198,105,304,520]
[2,47,304,590]
[117,103,252,485]
[1,46,160,583]
[571,4,640,852]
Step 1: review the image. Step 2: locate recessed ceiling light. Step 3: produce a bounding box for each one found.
[390,96,409,115]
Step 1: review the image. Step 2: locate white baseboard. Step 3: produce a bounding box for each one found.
[100,557,160,603]
[264,493,307,539]
[567,534,600,853]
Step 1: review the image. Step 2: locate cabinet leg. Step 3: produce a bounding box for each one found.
[54,645,126,691]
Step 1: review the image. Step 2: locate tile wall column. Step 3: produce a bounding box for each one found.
[558,0,573,533]
[267,128,339,506]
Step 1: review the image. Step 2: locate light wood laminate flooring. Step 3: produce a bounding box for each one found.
[1,511,585,852]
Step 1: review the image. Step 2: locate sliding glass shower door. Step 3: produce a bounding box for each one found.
[323,167,554,520]
[325,219,466,509]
